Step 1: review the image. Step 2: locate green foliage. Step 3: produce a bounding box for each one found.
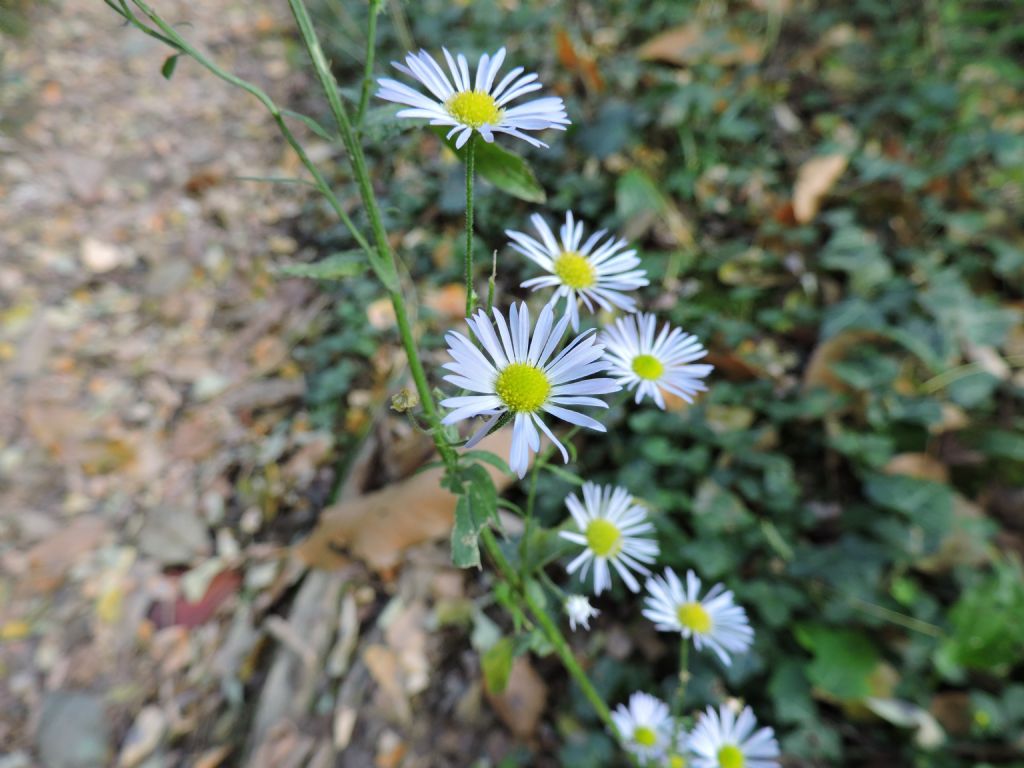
[451,463,499,568]
[941,559,1024,673]
[481,636,516,693]
[794,624,882,702]
[299,0,1024,763]
[432,127,546,203]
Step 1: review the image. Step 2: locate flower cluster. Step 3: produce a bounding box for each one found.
[380,46,776,768]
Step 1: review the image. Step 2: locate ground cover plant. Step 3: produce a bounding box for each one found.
[68,0,1024,765]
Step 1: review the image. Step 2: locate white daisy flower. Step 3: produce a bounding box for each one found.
[558,483,659,595]
[564,594,600,631]
[376,47,570,149]
[690,705,780,768]
[611,691,673,762]
[440,302,619,478]
[507,211,648,331]
[642,568,754,667]
[602,312,713,409]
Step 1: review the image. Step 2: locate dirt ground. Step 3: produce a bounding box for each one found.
[0,2,541,766]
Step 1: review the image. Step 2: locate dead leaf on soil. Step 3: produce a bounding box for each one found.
[803,329,886,394]
[793,153,848,224]
[12,516,108,594]
[638,22,764,67]
[295,430,518,573]
[883,453,950,484]
[555,28,605,93]
[485,656,548,738]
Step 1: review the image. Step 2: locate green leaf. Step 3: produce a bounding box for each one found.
[161,54,179,80]
[481,637,515,694]
[431,128,546,203]
[282,108,337,142]
[794,624,881,702]
[450,464,498,569]
[275,251,365,281]
[941,559,1024,671]
[462,450,511,476]
[616,167,666,220]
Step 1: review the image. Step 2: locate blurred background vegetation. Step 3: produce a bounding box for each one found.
[291,0,1024,765]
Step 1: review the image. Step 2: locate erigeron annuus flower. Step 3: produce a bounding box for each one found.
[564,594,599,631]
[642,568,753,667]
[376,47,569,149]
[690,705,780,768]
[440,302,619,478]
[602,312,713,409]
[559,483,659,595]
[507,211,648,331]
[611,691,673,762]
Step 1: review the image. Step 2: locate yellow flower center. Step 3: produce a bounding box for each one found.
[677,602,713,634]
[553,251,597,290]
[717,745,745,768]
[585,518,622,558]
[633,726,658,748]
[631,354,664,381]
[446,90,502,128]
[494,362,550,413]
[669,756,688,768]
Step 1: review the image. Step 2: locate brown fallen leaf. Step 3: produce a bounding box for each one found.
[295,430,518,572]
[485,656,548,738]
[638,22,763,67]
[14,517,109,594]
[883,453,949,483]
[555,28,605,94]
[803,329,886,394]
[793,153,848,224]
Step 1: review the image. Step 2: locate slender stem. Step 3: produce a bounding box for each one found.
[671,639,690,727]
[286,0,458,470]
[486,250,497,313]
[115,1,375,266]
[480,528,620,738]
[356,0,381,127]
[464,134,477,316]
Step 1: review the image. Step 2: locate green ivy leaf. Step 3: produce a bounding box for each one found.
[451,464,498,569]
[794,623,881,702]
[431,128,546,203]
[941,559,1024,671]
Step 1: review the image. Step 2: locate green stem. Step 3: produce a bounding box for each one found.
[671,639,690,728]
[356,0,381,127]
[113,1,375,265]
[464,134,477,317]
[286,0,458,470]
[480,528,620,739]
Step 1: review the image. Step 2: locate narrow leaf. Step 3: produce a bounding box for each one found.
[282,108,337,142]
[275,251,365,281]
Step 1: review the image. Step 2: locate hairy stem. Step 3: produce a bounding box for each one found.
[286,0,458,469]
[356,0,381,127]
[464,134,477,316]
